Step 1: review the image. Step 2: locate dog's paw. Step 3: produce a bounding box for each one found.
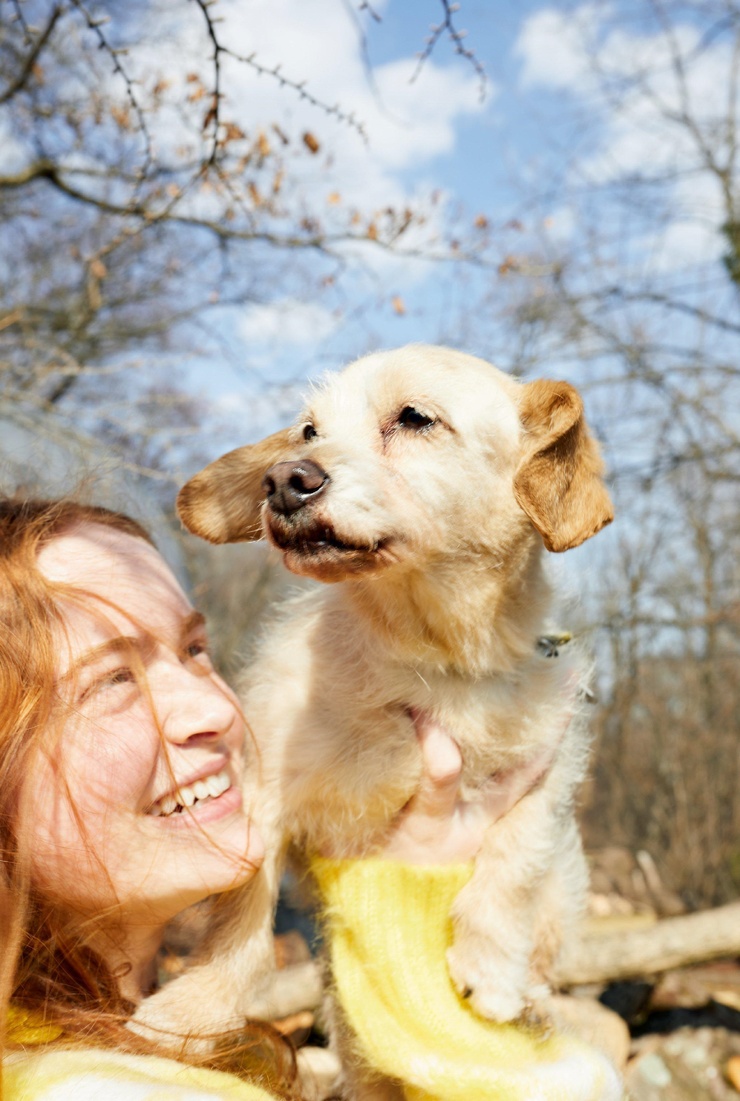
[516,999,553,1038]
[128,970,237,1052]
[446,945,526,1023]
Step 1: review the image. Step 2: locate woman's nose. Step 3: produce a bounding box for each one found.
[154,660,238,744]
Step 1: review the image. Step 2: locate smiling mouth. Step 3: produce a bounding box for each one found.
[269,520,384,556]
[147,769,232,817]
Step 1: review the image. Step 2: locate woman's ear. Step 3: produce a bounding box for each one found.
[177,427,296,544]
[513,379,614,553]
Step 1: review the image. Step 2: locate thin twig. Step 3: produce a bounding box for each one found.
[191,0,367,145]
[358,1,382,21]
[0,3,66,104]
[411,0,486,103]
[67,0,154,200]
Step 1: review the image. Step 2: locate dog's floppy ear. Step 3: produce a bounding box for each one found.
[177,427,295,544]
[514,379,614,553]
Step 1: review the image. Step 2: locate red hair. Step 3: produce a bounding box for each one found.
[0,497,296,1097]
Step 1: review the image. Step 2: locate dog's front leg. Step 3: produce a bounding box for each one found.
[129,823,286,1048]
[446,781,573,1024]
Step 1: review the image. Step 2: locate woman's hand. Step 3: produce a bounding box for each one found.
[379,712,561,864]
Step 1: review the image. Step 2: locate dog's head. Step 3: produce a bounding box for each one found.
[178,345,613,582]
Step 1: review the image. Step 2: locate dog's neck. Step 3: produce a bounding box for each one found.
[346,534,552,678]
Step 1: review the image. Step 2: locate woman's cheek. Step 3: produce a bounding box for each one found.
[65,707,159,806]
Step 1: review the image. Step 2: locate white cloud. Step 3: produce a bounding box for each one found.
[515,4,736,271]
[515,6,602,93]
[238,299,339,347]
[129,0,490,209]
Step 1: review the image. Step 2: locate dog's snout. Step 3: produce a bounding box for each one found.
[262,459,329,516]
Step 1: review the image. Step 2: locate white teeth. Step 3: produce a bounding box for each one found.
[205,772,229,798]
[148,769,232,817]
[159,795,178,816]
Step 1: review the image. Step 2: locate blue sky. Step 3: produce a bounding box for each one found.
[170,0,570,438]
[6,0,729,482]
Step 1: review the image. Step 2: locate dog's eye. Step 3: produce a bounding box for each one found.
[303,424,318,441]
[398,406,435,430]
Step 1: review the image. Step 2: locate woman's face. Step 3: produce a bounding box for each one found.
[28,522,262,929]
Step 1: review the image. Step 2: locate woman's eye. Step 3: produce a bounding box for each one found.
[82,667,135,700]
[398,406,435,430]
[184,640,213,666]
[303,424,317,441]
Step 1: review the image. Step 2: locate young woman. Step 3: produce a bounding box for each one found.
[0,496,622,1101]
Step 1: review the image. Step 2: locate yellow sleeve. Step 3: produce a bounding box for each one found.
[312,857,623,1101]
[3,1046,278,1101]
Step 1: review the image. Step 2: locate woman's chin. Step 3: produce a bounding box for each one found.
[141,788,264,896]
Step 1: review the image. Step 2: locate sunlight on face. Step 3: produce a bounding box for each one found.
[28,523,262,929]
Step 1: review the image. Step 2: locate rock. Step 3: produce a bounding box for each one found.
[626,1027,740,1099]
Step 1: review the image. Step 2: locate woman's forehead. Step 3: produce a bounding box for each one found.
[37,523,192,642]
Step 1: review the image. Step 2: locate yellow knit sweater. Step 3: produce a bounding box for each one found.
[6,862,623,1100]
[313,858,624,1101]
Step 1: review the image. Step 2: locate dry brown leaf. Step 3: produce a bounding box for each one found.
[248,182,262,206]
[110,104,131,130]
[391,295,406,316]
[223,123,246,143]
[257,131,271,158]
[303,132,320,154]
[366,222,378,240]
[498,255,520,276]
[726,1055,740,1090]
[327,192,341,205]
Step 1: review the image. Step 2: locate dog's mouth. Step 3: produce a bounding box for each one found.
[269,518,385,557]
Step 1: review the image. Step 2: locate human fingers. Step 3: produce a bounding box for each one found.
[410,714,462,819]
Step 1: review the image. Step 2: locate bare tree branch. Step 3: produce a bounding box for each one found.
[412,0,487,103]
[0,2,65,104]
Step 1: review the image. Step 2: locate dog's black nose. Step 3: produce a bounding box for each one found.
[262,459,329,516]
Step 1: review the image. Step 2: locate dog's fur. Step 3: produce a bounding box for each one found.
[135,345,613,1097]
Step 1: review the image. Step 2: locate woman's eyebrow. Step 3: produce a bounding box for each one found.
[61,611,206,683]
[60,635,150,683]
[181,610,207,640]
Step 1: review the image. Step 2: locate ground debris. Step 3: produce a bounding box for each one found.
[626,1027,740,1099]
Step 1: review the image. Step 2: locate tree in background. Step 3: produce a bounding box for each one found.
[3,0,739,910]
[0,0,486,476]
[472,0,740,906]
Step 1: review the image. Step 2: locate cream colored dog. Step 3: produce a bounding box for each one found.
[136,345,613,1091]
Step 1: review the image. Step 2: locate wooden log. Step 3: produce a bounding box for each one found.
[556,900,740,986]
[263,902,740,1014]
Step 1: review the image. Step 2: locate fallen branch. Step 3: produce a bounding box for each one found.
[557,901,740,986]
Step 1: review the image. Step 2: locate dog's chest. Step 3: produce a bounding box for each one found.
[243,589,580,819]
